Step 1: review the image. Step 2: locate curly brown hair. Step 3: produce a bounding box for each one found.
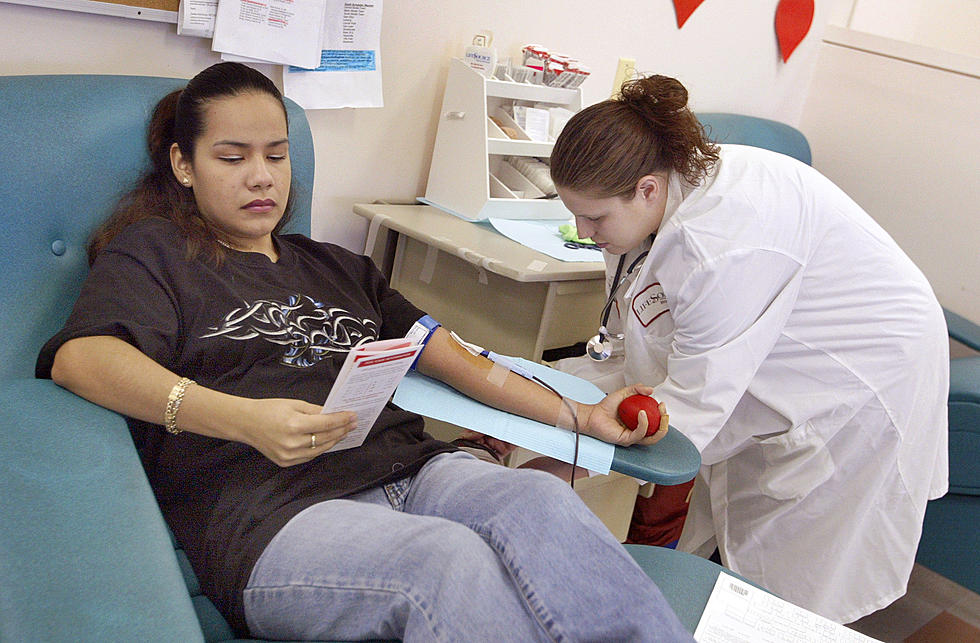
[550,75,719,199]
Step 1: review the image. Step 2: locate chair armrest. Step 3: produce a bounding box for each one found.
[0,378,204,641]
[624,545,767,634]
[945,307,980,353]
[612,427,701,485]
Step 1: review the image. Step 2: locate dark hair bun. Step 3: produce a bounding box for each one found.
[550,73,719,197]
[619,75,689,113]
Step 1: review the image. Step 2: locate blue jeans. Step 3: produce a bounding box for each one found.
[243,452,691,642]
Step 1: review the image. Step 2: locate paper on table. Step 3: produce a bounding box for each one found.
[694,573,881,643]
[283,0,384,110]
[393,357,615,474]
[177,0,217,38]
[212,0,326,69]
[322,338,422,452]
[489,217,604,263]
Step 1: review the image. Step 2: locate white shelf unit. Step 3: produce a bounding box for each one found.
[423,58,582,221]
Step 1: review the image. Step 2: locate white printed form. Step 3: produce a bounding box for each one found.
[283,0,384,109]
[177,0,218,38]
[694,573,881,643]
[321,338,422,452]
[212,0,327,69]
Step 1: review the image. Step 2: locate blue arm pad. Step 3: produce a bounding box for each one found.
[406,315,441,370]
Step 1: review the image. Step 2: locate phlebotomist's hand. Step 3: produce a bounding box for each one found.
[578,384,669,447]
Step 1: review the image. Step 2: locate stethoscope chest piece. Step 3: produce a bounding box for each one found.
[587,248,651,362]
[586,331,612,361]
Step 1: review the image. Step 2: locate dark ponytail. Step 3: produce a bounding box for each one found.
[550,74,719,199]
[87,62,293,265]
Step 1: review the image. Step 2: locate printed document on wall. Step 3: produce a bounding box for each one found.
[177,0,218,38]
[283,0,384,110]
[211,0,327,69]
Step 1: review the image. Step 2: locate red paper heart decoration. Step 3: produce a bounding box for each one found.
[775,0,815,62]
[673,0,706,29]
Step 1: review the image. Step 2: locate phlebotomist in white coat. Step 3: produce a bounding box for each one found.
[549,74,949,624]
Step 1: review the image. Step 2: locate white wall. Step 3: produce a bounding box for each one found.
[4,1,974,321]
[842,0,980,58]
[0,0,834,252]
[800,18,980,321]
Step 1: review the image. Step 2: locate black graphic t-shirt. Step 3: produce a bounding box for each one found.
[36,217,455,634]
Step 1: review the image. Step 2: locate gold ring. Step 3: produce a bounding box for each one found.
[310,433,317,449]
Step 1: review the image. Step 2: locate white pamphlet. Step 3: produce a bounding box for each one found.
[321,338,422,451]
[694,572,881,642]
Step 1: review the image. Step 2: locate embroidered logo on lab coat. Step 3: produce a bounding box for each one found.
[632,283,670,327]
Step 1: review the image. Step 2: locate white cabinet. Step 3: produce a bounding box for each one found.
[422,58,582,222]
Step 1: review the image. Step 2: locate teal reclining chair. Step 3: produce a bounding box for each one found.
[1,73,747,641]
[915,309,980,595]
[696,111,812,165]
[0,74,317,643]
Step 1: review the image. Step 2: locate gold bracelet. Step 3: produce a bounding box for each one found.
[164,377,195,435]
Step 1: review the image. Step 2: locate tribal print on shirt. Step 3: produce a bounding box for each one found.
[201,294,378,367]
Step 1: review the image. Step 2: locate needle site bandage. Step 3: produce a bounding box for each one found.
[487,361,510,387]
[405,315,441,370]
[448,331,535,384]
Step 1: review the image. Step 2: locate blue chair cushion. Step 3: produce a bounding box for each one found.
[697,112,813,165]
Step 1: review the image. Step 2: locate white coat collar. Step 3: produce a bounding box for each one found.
[658,170,694,237]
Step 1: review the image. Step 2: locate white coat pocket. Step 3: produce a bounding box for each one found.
[623,292,675,386]
[756,424,835,500]
[626,331,673,386]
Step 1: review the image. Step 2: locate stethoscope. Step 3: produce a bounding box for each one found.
[586,247,651,361]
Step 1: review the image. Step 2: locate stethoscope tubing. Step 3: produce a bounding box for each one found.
[597,249,650,334]
[587,244,652,361]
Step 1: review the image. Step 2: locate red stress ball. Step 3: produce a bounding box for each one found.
[618,394,668,436]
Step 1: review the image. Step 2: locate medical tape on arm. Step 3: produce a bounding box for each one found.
[448,331,532,388]
[487,361,510,387]
[449,331,588,487]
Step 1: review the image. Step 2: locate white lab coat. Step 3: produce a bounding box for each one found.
[563,145,949,623]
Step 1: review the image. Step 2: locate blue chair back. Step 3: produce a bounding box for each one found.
[0,74,314,383]
[0,73,315,642]
[697,112,812,165]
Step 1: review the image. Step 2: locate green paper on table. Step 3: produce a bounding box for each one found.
[558,223,596,246]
